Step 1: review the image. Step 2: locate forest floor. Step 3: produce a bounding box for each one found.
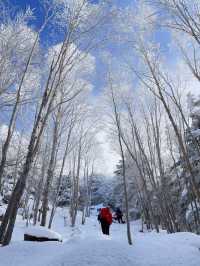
[0,208,200,266]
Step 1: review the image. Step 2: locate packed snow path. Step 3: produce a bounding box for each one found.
[0,211,200,266]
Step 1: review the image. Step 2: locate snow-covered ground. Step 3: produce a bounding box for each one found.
[0,208,200,266]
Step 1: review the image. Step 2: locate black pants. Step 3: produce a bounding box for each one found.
[117,216,123,223]
[100,219,110,235]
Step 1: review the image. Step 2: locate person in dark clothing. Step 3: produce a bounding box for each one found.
[115,207,123,223]
[97,208,101,223]
[99,207,112,235]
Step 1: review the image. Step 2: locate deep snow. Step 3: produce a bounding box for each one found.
[0,208,200,266]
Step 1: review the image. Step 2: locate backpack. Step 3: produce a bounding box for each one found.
[100,208,112,225]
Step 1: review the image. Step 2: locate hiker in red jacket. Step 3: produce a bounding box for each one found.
[99,206,112,235]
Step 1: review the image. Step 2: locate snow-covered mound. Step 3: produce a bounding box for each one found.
[24,226,62,242]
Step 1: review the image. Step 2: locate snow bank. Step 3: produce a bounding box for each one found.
[24,226,62,241]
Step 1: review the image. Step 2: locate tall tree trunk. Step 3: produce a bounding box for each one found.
[48,120,73,228]
[109,75,133,245]
[41,107,61,226]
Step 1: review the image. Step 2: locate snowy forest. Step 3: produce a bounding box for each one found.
[0,0,200,265]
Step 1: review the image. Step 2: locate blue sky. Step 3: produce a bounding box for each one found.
[10,0,44,27]
[8,0,172,95]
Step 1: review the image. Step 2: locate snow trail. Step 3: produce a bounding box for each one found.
[47,216,200,266]
[0,212,200,266]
